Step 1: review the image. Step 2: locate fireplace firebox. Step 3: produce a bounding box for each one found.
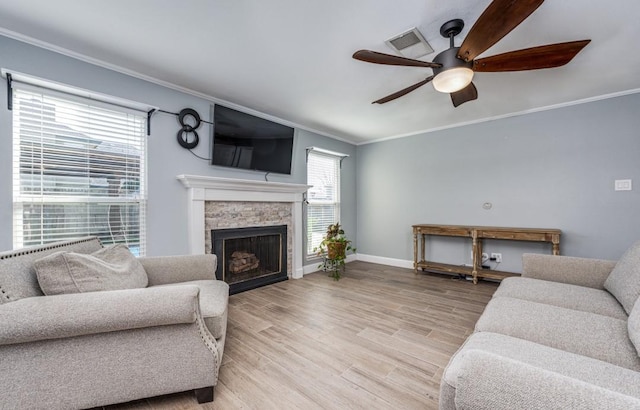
[211,225,288,294]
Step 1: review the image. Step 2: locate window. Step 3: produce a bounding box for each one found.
[12,85,147,255]
[306,149,341,256]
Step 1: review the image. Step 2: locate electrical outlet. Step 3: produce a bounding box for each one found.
[490,253,502,263]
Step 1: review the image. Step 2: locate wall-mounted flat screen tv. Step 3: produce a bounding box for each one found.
[211,104,294,175]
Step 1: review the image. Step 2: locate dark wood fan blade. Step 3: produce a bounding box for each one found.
[473,40,590,72]
[373,76,434,104]
[353,50,441,69]
[458,0,545,62]
[450,82,478,107]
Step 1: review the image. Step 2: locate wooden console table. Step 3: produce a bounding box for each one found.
[412,224,561,284]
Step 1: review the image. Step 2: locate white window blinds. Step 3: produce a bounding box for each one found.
[306,150,341,256]
[12,85,147,255]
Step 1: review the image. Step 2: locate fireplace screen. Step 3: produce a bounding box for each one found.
[212,225,288,294]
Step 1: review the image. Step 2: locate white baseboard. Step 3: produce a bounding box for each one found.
[355,253,414,270]
[302,254,414,276]
[302,262,322,275]
[302,253,358,276]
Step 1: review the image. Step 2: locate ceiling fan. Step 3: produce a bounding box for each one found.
[353,0,590,107]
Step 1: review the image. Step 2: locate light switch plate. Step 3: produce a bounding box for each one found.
[615,179,632,191]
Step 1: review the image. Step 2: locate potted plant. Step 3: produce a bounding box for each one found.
[314,222,356,280]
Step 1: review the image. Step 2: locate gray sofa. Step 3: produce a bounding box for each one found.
[441,241,640,409]
[0,237,229,409]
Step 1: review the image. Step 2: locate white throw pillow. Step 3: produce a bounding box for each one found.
[34,244,148,295]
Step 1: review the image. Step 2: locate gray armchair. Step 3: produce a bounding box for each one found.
[0,237,228,409]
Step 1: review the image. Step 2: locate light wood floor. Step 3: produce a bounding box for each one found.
[103,261,498,409]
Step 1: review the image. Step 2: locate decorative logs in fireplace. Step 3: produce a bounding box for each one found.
[229,251,260,274]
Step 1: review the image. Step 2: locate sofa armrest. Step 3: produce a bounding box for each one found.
[0,285,201,345]
[456,350,640,410]
[522,253,616,289]
[139,254,217,286]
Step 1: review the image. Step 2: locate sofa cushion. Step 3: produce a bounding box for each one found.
[604,240,640,314]
[475,297,640,371]
[444,332,640,396]
[455,350,640,410]
[155,280,229,339]
[0,237,103,303]
[494,277,627,319]
[34,244,148,295]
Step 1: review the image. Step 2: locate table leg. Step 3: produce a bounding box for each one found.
[413,232,418,273]
[471,233,479,284]
[552,235,560,255]
[421,234,426,270]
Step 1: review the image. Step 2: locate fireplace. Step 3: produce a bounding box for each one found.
[212,225,288,294]
[177,175,310,279]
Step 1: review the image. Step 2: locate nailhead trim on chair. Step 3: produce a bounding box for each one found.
[193,298,221,381]
[0,237,102,260]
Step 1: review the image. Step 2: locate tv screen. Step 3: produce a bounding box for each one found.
[211,105,294,175]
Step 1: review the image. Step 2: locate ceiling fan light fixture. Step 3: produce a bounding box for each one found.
[354,6,590,106]
[431,46,475,93]
[432,67,474,93]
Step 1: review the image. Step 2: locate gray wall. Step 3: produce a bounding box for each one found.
[0,35,357,256]
[356,93,640,272]
[3,33,638,271]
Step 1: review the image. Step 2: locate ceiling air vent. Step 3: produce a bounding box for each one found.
[385,27,433,59]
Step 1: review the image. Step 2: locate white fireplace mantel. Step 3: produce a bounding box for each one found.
[177,174,311,279]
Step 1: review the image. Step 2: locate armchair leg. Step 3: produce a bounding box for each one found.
[195,386,214,403]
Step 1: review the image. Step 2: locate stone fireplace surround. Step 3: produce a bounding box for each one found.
[177,174,310,279]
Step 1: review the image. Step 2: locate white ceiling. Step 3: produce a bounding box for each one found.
[0,0,638,144]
